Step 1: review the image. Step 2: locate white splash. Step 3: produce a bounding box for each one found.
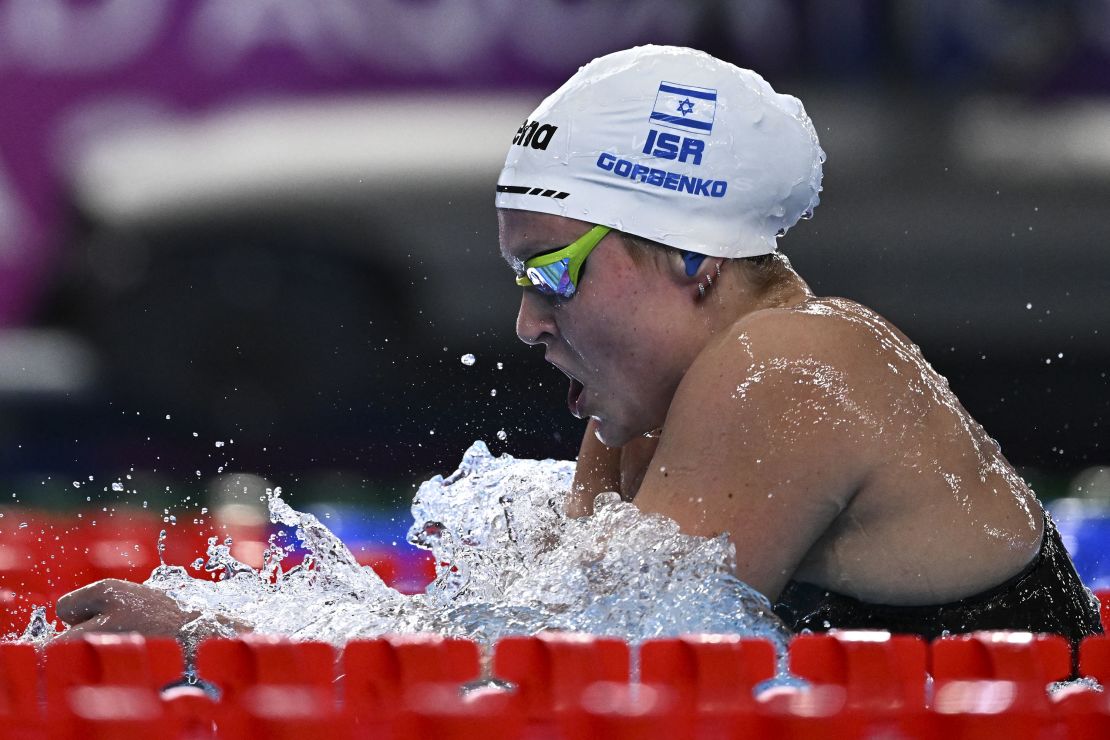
[144,441,790,653]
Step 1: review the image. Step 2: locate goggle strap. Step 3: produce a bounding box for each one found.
[564,226,610,287]
[514,225,612,294]
[522,225,611,270]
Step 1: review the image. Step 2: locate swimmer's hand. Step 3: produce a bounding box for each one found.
[56,579,247,639]
[570,419,658,516]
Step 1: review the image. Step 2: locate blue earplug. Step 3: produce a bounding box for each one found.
[681,250,708,277]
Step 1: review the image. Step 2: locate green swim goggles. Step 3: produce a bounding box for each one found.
[514,225,611,299]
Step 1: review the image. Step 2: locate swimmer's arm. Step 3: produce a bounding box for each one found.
[568,419,622,518]
[631,313,878,601]
[57,579,251,640]
[570,423,661,517]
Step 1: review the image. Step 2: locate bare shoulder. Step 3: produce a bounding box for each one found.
[682,296,927,417]
[638,297,907,595]
[662,296,936,494]
[731,296,918,372]
[637,296,1032,600]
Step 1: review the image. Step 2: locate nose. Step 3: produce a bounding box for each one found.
[516,290,558,346]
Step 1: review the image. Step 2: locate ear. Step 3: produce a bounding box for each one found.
[665,250,707,289]
[681,251,708,277]
[690,257,724,301]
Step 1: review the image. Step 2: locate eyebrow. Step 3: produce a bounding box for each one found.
[501,246,526,273]
[502,239,564,273]
[509,236,574,266]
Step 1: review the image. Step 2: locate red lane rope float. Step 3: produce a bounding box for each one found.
[492,632,629,726]
[788,630,928,711]
[341,633,480,731]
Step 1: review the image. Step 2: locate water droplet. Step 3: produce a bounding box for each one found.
[157,530,167,566]
[135,442,790,654]
[460,354,476,366]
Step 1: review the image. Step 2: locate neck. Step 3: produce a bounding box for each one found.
[636,265,812,440]
[697,261,812,337]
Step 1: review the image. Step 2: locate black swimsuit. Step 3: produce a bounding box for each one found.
[772,513,1103,645]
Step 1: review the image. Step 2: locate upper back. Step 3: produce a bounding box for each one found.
[632,294,1042,604]
[728,297,1044,603]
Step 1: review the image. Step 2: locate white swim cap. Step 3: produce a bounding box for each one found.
[496,45,825,258]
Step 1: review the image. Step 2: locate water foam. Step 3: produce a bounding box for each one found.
[38,442,792,654]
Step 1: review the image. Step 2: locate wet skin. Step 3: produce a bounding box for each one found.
[56,578,250,638]
[56,579,198,638]
[501,208,1043,606]
[55,207,1044,635]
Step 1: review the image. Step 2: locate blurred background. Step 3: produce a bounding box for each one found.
[0,0,1108,614]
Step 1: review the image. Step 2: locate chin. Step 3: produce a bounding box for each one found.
[591,417,637,448]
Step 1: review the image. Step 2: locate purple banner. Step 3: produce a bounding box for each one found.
[2,0,1108,324]
[0,0,703,325]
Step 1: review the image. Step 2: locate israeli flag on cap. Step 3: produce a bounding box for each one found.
[650,80,717,135]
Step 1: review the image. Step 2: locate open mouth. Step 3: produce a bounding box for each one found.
[567,377,585,417]
[551,361,587,418]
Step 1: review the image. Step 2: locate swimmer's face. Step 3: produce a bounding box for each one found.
[499,208,702,447]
